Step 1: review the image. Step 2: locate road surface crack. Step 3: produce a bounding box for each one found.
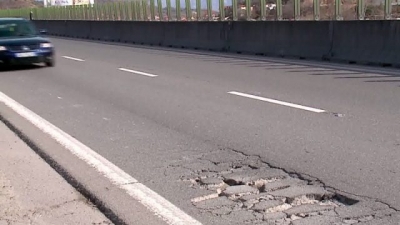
[220,147,400,211]
[164,146,399,224]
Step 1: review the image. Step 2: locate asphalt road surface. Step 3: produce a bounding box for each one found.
[0,38,399,224]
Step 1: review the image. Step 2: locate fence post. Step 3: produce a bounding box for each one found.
[313,0,320,20]
[118,2,124,20]
[207,0,212,20]
[384,0,392,19]
[136,1,142,21]
[60,6,64,20]
[132,1,136,20]
[276,0,283,20]
[294,0,301,20]
[335,0,342,20]
[232,0,238,21]
[260,0,266,20]
[158,0,163,21]
[34,8,38,20]
[196,0,201,20]
[186,0,192,20]
[43,7,47,20]
[219,0,225,20]
[245,0,251,20]
[142,0,148,21]
[166,0,172,20]
[114,3,119,20]
[176,0,181,21]
[91,4,95,20]
[84,5,88,20]
[150,0,156,21]
[357,0,365,20]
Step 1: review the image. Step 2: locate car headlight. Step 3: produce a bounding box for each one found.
[40,43,53,48]
[0,46,6,51]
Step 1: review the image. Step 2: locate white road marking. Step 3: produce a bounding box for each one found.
[62,56,85,62]
[118,68,158,77]
[0,91,202,225]
[228,91,326,113]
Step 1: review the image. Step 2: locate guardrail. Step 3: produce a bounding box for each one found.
[1,0,400,21]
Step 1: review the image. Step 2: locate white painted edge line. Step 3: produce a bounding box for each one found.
[118,68,158,77]
[0,91,202,225]
[62,56,85,62]
[228,91,326,113]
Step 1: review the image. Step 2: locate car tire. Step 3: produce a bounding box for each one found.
[45,58,55,67]
[1,61,12,70]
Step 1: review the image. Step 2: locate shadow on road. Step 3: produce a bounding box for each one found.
[0,64,43,72]
[365,80,400,83]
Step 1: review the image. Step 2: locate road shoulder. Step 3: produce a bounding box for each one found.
[0,94,169,225]
[0,121,112,225]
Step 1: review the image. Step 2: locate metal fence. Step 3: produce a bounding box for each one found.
[1,0,400,21]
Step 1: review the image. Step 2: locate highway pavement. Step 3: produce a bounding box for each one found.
[0,38,399,224]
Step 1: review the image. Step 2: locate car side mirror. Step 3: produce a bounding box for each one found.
[39,29,48,35]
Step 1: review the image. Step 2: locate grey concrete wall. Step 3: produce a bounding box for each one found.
[34,20,400,67]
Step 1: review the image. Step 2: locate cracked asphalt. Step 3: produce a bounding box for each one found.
[172,149,399,224]
[0,37,399,224]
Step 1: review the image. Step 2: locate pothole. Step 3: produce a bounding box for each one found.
[188,168,357,223]
[168,150,391,224]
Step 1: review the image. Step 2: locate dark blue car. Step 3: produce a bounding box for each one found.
[0,18,54,67]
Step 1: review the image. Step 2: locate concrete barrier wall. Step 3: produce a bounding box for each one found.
[34,20,400,67]
[330,21,400,66]
[228,21,333,60]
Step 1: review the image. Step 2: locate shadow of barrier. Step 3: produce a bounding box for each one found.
[33,20,400,67]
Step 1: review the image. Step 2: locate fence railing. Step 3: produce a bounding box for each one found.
[1,0,400,21]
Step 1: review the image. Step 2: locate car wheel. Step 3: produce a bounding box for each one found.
[1,61,12,70]
[45,58,55,67]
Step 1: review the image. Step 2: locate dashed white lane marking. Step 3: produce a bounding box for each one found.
[62,56,85,62]
[0,91,202,225]
[228,91,326,113]
[118,68,158,77]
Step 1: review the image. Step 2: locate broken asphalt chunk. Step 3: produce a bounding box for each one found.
[291,215,341,225]
[223,168,288,185]
[284,204,335,216]
[222,185,259,197]
[262,178,307,192]
[252,200,284,212]
[268,186,333,202]
[263,212,288,221]
[193,196,236,209]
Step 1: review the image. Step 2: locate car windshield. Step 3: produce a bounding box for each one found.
[0,20,37,38]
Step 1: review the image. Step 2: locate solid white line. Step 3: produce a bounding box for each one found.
[62,56,85,62]
[228,91,326,113]
[0,91,202,225]
[118,68,158,77]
